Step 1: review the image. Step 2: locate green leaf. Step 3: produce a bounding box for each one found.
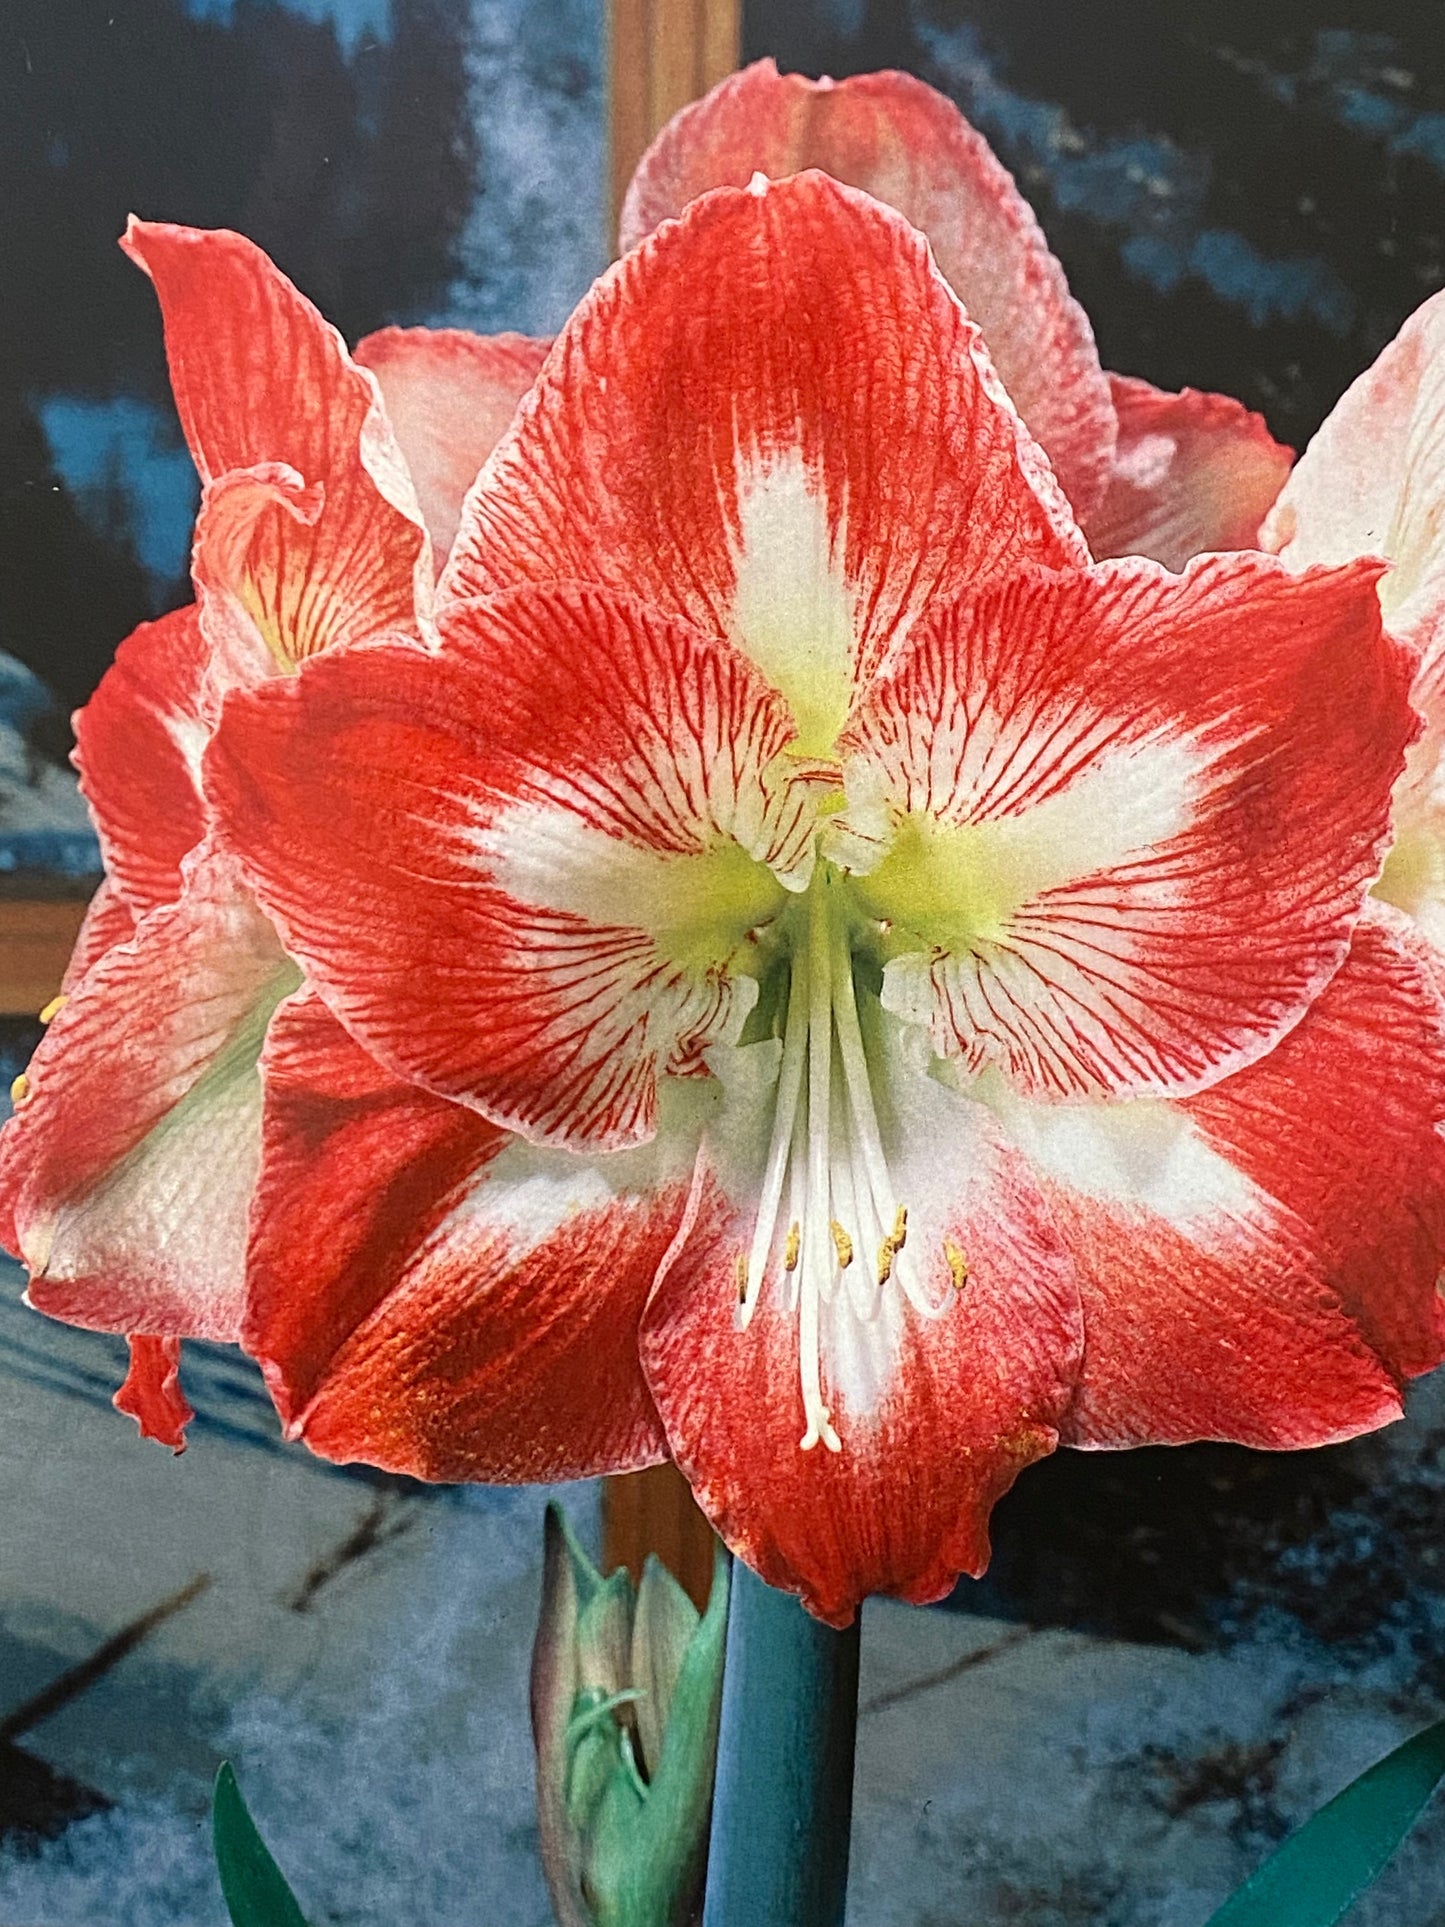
[213,1762,309,1927]
[1205,1718,1445,1927]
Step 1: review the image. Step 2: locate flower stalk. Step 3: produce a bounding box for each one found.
[702,1561,860,1927]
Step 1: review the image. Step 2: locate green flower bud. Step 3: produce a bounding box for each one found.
[531,1504,729,1927]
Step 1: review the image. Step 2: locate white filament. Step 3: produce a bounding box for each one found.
[737,872,932,1453]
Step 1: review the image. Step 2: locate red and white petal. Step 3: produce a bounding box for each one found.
[640,1017,1082,1627]
[354,327,551,575]
[246,990,683,1482]
[1084,375,1294,570]
[619,61,1115,519]
[1264,287,1445,667]
[114,1335,193,1451]
[1181,903,1445,1383]
[442,171,1085,750]
[208,584,818,1151]
[838,552,1415,1101]
[989,907,1445,1448]
[72,604,208,913]
[121,220,432,679]
[58,879,138,1000]
[0,848,297,1339]
[1265,289,1445,855]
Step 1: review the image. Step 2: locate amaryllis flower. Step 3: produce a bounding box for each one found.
[1263,289,1445,951]
[621,60,1294,569]
[0,220,546,1444]
[202,171,1445,1623]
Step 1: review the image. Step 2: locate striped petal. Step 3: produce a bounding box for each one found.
[835,552,1414,1100]
[619,60,1116,518]
[442,170,1084,753]
[56,879,139,1000]
[72,603,208,915]
[207,585,820,1150]
[988,907,1445,1448]
[114,1335,193,1451]
[354,326,550,575]
[122,219,433,691]
[1084,376,1294,570]
[1264,289,1445,939]
[245,991,682,1482]
[640,1010,1081,1626]
[0,849,298,1340]
[1264,286,1445,664]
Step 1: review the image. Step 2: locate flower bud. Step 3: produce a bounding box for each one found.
[531,1504,729,1927]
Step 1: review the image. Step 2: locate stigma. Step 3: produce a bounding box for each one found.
[735,866,945,1453]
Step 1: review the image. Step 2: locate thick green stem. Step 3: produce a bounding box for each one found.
[701,1562,860,1927]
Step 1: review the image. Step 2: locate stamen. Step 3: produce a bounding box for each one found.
[38,995,65,1025]
[10,1073,29,1107]
[826,1064,882,1325]
[799,877,843,1450]
[735,861,949,1450]
[831,926,898,1234]
[738,959,809,1328]
[877,1205,908,1285]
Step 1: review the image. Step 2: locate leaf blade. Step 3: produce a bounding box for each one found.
[1206,1718,1445,1927]
[213,1762,309,1927]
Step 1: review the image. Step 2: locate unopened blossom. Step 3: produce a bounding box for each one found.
[532,1506,728,1927]
[0,221,546,1444]
[200,173,1445,1622]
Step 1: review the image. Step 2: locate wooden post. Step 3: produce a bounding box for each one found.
[608,0,742,247]
[0,894,91,1017]
[601,0,741,1607]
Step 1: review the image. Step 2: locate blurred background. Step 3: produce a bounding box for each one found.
[2,3,1445,1922]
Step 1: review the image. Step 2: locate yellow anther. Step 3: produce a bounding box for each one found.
[783,1221,801,1272]
[9,1073,29,1106]
[877,1205,909,1285]
[735,1252,749,1304]
[38,995,66,1025]
[829,1220,854,1269]
[944,1238,970,1292]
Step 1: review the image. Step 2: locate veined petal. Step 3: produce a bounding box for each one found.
[1084,375,1294,570]
[640,1011,1081,1626]
[1181,904,1445,1383]
[1265,288,1445,917]
[1377,784,1445,945]
[1264,286,1445,660]
[58,879,139,1000]
[354,327,551,575]
[121,219,432,682]
[837,552,1414,1101]
[72,604,208,912]
[987,908,1445,1447]
[0,848,298,1340]
[208,584,820,1150]
[619,61,1116,518]
[246,991,686,1481]
[442,171,1085,749]
[114,1334,193,1450]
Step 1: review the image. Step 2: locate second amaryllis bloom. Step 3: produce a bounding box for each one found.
[203,171,1445,1623]
[0,217,547,1444]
